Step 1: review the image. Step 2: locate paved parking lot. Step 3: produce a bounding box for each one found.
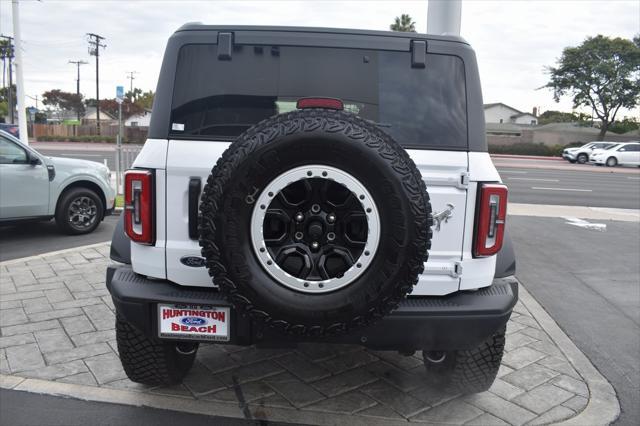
[0,243,618,425]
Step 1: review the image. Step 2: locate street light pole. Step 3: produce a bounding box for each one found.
[427,0,462,36]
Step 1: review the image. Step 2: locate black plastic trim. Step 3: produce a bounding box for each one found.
[188,178,201,239]
[411,40,427,68]
[106,265,517,351]
[109,214,131,264]
[217,32,233,60]
[494,228,516,278]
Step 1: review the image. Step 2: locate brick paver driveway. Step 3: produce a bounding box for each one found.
[0,243,619,425]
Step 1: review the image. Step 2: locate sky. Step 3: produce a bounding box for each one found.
[1,0,639,118]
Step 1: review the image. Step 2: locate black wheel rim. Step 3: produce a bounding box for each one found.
[68,196,98,230]
[250,165,380,294]
[263,177,368,281]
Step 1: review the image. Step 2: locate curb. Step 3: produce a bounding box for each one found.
[0,376,406,426]
[518,286,620,425]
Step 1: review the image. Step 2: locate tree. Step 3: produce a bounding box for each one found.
[135,90,154,110]
[0,85,16,121]
[42,89,85,118]
[99,98,144,120]
[537,110,591,125]
[608,117,639,134]
[390,14,416,32]
[543,35,640,140]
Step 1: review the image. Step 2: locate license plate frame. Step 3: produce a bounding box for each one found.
[158,304,230,342]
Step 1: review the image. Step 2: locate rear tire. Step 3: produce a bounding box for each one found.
[116,315,197,385]
[606,157,618,167]
[422,327,505,394]
[55,187,103,235]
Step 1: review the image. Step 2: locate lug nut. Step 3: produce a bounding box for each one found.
[311,241,320,250]
[295,212,304,222]
[327,213,336,223]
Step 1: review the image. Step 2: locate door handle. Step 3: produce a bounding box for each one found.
[188,178,201,239]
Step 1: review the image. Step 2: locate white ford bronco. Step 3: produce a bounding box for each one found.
[107,25,517,393]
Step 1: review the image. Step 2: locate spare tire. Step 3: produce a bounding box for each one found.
[199,109,432,336]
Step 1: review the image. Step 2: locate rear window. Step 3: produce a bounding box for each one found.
[170,44,467,149]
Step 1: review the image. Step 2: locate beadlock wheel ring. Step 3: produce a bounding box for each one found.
[250,165,380,294]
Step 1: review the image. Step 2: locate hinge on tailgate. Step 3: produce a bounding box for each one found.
[457,172,470,189]
[217,32,233,60]
[451,261,463,278]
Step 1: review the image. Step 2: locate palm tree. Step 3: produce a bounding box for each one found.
[390,14,416,32]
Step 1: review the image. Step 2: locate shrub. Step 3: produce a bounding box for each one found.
[37,135,116,143]
[488,142,573,157]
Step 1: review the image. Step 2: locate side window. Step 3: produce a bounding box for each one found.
[0,136,28,164]
[627,144,640,152]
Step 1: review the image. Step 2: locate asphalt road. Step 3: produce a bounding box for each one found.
[0,215,118,261]
[34,144,136,171]
[510,216,640,426]
[0,389,288,426]
[500,167,640,209]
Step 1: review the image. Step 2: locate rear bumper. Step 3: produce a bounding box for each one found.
[106,265,517,351]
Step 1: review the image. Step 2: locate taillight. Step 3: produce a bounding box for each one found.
[474,183,508,257]
[124,169,155,245]
[296,97,344,110]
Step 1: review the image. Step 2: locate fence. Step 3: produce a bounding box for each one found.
[113,145,143,195]
[30,123,148,143]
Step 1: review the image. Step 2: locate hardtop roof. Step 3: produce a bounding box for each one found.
[174,23,469,45]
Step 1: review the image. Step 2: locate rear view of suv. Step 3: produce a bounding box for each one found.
[106,25,517,393]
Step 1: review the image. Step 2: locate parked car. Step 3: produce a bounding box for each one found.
[0,123,19,138]
[0,130,115,233]
[589,142,640,167]
[562,141,617,164]
[107,25,517,394]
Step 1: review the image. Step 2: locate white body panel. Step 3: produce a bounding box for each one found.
[165,140,230,286]
[130,140,503,295]
[130,139,168,278]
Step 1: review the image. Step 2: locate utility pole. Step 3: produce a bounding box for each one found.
[12,0,28,145]
[126,71,138,94]
[1,35,15,124]
[86,33,106,134]
[69,60,88,120]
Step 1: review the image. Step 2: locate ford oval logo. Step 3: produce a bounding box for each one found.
[180,256,206,268]
[181,317,207,326]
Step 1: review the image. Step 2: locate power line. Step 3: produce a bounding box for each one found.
[86,33,106,134]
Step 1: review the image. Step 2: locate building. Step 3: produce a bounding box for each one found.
[82,107,117,125]
[484,103,538,126]
[124,109,152,127]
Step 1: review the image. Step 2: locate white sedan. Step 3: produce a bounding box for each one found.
[589,142,640,167]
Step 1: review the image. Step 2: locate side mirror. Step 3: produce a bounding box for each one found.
[27,153,42,166]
